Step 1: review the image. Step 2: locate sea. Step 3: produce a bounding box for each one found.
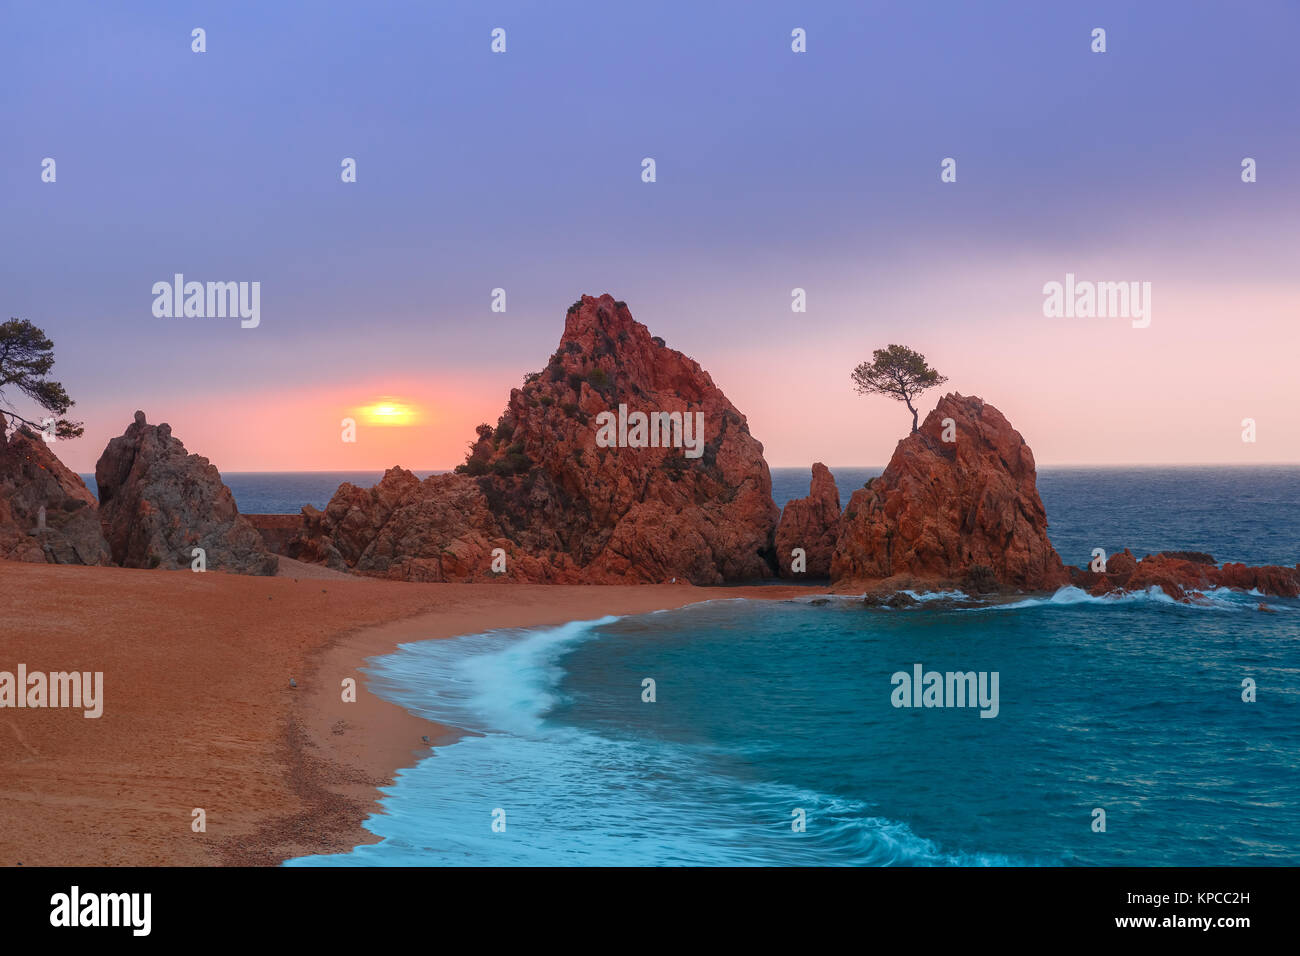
[82,467,1300,865]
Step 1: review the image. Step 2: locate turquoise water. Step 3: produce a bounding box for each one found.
[284,469,1300,866]
[143,466,1293,866]
[286,591,1299,866]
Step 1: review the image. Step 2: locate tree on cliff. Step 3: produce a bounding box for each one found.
[851,344,947,434]
[0,318,84,439]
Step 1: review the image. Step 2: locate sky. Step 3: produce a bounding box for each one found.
[2,0,1297,473]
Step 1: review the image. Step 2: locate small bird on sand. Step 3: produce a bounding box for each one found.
[421,735,430,743]
[289,678,297,688]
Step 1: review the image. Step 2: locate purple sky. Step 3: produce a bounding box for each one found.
[3,1,1297,471]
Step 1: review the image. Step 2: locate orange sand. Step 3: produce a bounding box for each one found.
[0,559,815,865]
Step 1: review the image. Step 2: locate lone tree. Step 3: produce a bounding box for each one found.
[0,318,84,439]
[851,344,947,434]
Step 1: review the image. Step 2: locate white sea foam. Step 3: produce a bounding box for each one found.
[365,616,617,737]
[902,589,971,602]
[969,584,1281,613]
[288,611,1024,867]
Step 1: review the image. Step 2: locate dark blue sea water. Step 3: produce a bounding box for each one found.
[280,466,1300,867]
[78,471,446,517]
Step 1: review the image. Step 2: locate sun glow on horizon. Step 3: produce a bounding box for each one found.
[359,398,419,427]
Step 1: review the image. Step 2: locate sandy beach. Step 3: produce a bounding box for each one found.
[0,558,816,866]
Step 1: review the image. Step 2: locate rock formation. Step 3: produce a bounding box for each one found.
[831,393,1069,591]
[95,411,278,575]
[242,513,301,555]
[1071,548,1300,601]
[289,294,779,583]
[289,468,548,582]
[775,462,841,577]
[0,424,110,565]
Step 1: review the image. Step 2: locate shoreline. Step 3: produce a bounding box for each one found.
[0,559,816,866]
[278,583,817,866]
[5,558,1290,866]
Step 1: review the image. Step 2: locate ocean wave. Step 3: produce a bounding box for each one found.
[741,786,1030,867]
[969,584,1286,612]
[366,616,620,736]
[289,612,1018,867]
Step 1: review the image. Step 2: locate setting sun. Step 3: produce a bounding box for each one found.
[360,398,418,427]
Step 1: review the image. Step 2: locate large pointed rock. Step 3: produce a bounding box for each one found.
[291,294,779,583]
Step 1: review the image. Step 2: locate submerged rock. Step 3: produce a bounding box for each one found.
[861,589,985,611]
[1073,549,1300,601]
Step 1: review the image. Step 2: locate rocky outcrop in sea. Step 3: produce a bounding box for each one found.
[830,393,1070,592]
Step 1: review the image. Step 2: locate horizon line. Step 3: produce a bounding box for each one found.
[70,461,1300,475]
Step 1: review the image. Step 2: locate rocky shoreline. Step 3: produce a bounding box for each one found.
[3,293,1296,604]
